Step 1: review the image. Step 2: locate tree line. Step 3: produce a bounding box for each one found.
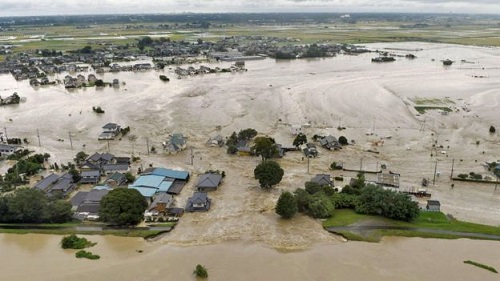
[276,173,420,222]
[0,188,72,223]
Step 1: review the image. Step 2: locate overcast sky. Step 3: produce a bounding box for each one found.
[1,0,500,17]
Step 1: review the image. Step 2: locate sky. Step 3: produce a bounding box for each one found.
[1,0,500,17]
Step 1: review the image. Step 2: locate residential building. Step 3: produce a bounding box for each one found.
[185,192,211,212]
[196,173,223,192]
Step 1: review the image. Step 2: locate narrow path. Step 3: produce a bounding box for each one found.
[326,226,500,240]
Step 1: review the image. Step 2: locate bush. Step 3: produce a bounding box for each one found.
[490,126,496,133]
[193,264,208,279]
[61,235,96,249]
[159,75,170,82]
[457,174,468,179]
[75,250,100,260]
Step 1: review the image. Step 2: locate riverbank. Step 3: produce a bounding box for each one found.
[324,209,500,242]
[0,222,175,238]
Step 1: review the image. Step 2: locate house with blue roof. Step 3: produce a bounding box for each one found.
[128,173,176,199]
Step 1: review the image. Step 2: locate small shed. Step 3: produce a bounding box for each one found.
[426,200,441,212]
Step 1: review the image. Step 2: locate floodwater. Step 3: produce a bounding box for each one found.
[2,42,500,279]
[1,233,500,281]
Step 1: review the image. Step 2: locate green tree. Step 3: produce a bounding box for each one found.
[252,137,279,161]
[5,188,48,223]
[74,151,88,164]
[254,161,284,189]
[293,133,307,148]
[294,188,312,213]
[338,136,348,145]
[46,200,73,223]
[490,126,496,133]
[307,193,335,218]
[238,128,258,140]
[124,172,136,183]
[99,188,147,226]
[275,191,298,219]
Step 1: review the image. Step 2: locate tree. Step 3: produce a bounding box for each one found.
[5,188,48,223]
[238,128,257,141]
[124,172,135,183]
[95,80,105,87]
[307,193,335,218]
[275,191,298,219]
[46,200,73,223]
[490,126,496,133]
[252,137,279,161]
[254,161,284,189]
[99,188,147,226]
[293,133,307,148]
[338,136,348,145]
[74,151,88,164]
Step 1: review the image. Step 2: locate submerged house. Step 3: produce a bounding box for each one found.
[98,123,121,140]
[73,189,110,221]
[163,133,187,154]
[426,200,441,212]
[309,174,334,187]
[195,173,223,192]
[185,192,211,212]
[144,193,173,220]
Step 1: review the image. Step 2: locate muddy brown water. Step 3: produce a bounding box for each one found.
[1,234,500,281]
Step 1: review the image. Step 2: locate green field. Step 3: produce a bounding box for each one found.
[323,209,500,242]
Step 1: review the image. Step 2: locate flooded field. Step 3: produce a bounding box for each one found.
[1,233,500,281]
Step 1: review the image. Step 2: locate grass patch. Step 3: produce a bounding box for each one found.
[75,250,100,260]
[323,209,500,242]
[322,209,381,228]
[0,227,165,238]
[414,106,452,114]
[412,97,455,105]
[464,260,498,273]
[396,212,500,236]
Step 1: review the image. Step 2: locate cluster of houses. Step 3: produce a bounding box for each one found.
[174,62,246,77]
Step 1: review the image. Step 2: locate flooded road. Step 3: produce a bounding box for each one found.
[1,233,500,281]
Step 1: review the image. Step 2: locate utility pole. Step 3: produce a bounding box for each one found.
[36,129,41,147]
[360,157,363,172]
[190,147,194,165]
[146,138,150,155]
[450,158,455,179]
[107,139,110,152]
[68,132,73,150]
[307,156,310,173]
[433,160,438,185]
[4,127,7,142]
[376,161,379,172]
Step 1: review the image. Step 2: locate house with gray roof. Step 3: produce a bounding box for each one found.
[73,189,110,221]
[426,200,441,212]
[102,163,129,175]
[80,170,101,184]
[144,193,173,220]
[319,135,341,150]
[310,174,334,187]
[196,173,223,192]
[186,192,211,212]
[0,144,20,156]
[98,123,121,140]
[163,133,187,154]
[34,173,75,196]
